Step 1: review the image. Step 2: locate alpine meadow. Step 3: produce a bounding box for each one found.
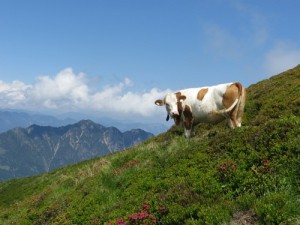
[1,66,300,224]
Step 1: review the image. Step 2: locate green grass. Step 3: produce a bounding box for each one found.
[1,65,300,224]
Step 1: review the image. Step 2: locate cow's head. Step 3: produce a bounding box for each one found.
[155,92,186,125]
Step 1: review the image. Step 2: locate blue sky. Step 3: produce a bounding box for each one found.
[0,0,300,124]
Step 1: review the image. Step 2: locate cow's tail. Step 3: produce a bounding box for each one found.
[211,98,239,116]
[211,82,246,120]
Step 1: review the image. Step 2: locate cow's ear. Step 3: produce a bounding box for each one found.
[179,95,186,102]
[166,114,170,121]
[155,99,165,106]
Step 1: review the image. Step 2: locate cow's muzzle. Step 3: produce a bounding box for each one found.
[172,112,179,117]
[166,112,179,121]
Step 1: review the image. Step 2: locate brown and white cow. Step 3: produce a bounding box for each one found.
[155,82,246,138]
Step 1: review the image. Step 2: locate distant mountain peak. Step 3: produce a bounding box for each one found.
[0,121,154,181]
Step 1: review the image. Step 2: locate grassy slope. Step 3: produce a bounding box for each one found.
[0,66,300,225]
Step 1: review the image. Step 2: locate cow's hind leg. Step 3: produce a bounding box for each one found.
[237,87,247,127]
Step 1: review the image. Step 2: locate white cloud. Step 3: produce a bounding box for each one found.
[0,68,171,119]
[0,80,31,105]
[264,42,300,75]
[30,68,90,109]
[90,88,169,116]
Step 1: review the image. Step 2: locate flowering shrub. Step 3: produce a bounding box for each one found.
[257,159,272,174]
[109,203,167,225]
[114,160,140,175]
[218,161,237,184]
[251,159,272,175]
[124,161,140,168]
[218,161,237,175]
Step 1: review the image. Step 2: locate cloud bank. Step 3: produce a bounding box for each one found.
[0,68,170,119]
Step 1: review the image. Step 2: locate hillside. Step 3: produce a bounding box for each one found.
[0,120,154,181]
[0,66,300,224]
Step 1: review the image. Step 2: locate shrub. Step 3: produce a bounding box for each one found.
[108,203,167,225]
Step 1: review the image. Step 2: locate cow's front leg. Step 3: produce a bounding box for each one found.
[183,105,194,138]
[184,127,193,138]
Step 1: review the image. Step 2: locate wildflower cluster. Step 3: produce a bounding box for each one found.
[252,159,272,174]
[124,161,140,168]
[218,161,237,175]
[258,159,272,174]
[109,203,167,225]
[218,160,237,183]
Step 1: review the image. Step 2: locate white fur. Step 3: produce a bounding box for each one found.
[178,83,235,124]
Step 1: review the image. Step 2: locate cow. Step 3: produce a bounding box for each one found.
[155,82,246,138]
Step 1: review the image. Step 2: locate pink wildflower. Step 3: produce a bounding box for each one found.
[138,211,149,220]
[116,217,126,225]
[142,204,150,211]
[128,213,138,220]
[158,207,166,211]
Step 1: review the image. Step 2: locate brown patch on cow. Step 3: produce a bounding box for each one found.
[222,83,241,109]
[175,92,182,100]
[177,100,183,115]
[197,88,208,101]
[172,92,187,125]
[173,114,181,125]
[176,92,186,102]
[174,99,183,126]
[183,105,193,129]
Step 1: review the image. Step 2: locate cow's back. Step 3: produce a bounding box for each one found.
[180,83,234,124]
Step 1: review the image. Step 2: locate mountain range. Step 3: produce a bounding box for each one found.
[0,120,153,181]
[0,110,167,135]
